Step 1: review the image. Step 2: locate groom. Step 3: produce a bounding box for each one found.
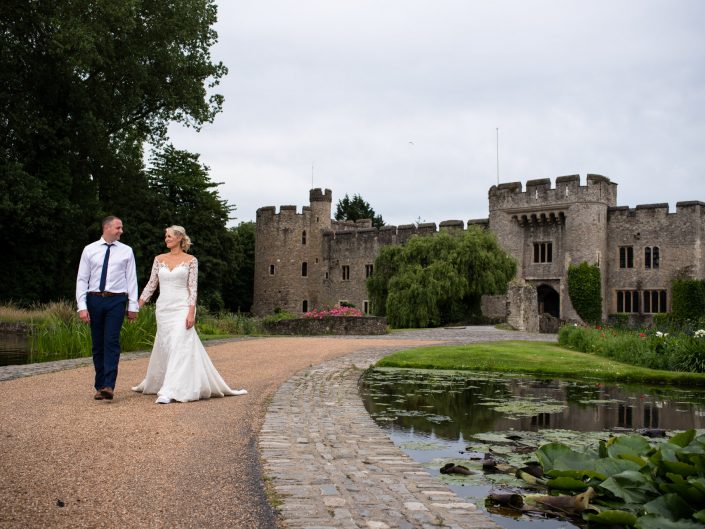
[76,216,139,400]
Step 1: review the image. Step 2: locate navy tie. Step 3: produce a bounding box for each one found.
[99,243,113,292]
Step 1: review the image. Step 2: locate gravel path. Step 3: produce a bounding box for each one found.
[0,336,444,528]
[0,328,555,528]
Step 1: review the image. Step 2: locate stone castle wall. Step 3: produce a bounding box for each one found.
[253,177,705,325]
[605,201,705,314]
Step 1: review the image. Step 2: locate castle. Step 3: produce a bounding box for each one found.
[253,175,705,327]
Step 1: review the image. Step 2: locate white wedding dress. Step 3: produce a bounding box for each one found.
[132,257,246,403]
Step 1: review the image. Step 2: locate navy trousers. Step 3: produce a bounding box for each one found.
[86,294,127,391]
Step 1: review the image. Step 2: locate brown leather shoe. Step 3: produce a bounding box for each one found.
[94,391,104,400]
[100,387,114,400]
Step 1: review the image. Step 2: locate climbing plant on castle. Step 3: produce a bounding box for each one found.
[567,262,602,323]
[335,194,384,228]
[367,228,515,328]
[671,279,705,322]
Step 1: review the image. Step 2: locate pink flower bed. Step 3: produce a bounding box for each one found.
[303,306,365,319]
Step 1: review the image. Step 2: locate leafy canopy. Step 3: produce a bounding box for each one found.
[334,193,384,228]
[0,1,234,306]
[367,229,515,328]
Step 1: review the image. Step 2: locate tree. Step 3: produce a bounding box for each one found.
[367,229,515,328]
[221,222,256,313]
[0,1,227,304]
[145,145,235,312]
[335,194,384,228]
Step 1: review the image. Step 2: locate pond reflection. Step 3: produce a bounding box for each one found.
[0,333,29,367]
[360,368,705,529]
[361,368,705,437]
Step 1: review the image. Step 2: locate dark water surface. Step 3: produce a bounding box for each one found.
[360,367,705,529]
[0,333,29,366]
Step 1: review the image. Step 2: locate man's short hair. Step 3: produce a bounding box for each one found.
[102,216,119,229]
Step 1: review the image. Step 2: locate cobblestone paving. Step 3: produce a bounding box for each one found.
[261,327,555,529]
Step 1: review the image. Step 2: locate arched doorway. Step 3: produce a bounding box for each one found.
[537,284,560,318]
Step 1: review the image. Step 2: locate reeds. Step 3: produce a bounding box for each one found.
[28,303,158,362]
[2,301,265,363]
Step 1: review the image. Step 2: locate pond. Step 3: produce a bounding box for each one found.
[360,368,705,529]
[0,333,29,367]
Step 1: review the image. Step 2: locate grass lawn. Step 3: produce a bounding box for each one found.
[377,340,705,385]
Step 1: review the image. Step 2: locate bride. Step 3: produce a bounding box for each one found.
[132,225,246,404]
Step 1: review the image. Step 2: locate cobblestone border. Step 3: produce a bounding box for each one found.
[260,327,555,529]
[260,346,503,529]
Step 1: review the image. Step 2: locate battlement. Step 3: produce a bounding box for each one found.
[608,201,705,221]
[489,174,617,211]
[310,188,332,202]
[332,219,373,231]
[321,219,489,245]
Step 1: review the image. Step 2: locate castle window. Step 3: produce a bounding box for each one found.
[302,230,307,245]
[363,300,370,314]
[302,300,308,312]
[342,265,350,281]
[619,246,634,268]
[616,290,639,313]
[533,242,552,263]
[269,264,275,275]
[301,262,308,277]
[642,290,667,313]
[365,264,374,278]
[325,272,329,279]
[644,247,660,269]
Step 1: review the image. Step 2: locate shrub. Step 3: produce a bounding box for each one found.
[671,279,705,322]
[567,262,602,324]
[559,323,705,373]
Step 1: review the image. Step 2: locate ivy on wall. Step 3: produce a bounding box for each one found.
[567,262,602,324]
[671,279,705,322]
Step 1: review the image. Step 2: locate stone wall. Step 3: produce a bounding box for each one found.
[605,201,705,314]
[506,280,539,332]
[263,316,388,336]
[480,295,507,321]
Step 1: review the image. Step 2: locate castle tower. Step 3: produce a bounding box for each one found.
[252,189,331,316]
[489,174,617,320]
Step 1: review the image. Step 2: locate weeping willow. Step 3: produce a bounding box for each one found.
[367,228,515,328]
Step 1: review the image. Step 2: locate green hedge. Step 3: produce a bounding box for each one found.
[567,262,602,324]
[671,279,705,322]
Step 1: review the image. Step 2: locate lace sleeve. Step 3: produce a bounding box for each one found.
[187,258,198,307]
[140,257,160,303]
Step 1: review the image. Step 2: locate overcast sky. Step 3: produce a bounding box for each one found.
[168,0,705,227]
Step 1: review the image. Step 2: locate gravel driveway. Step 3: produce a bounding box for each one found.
[0,336,445,529]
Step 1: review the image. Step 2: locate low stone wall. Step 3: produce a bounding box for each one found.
[264,316,388,336]
[481,294,507,322]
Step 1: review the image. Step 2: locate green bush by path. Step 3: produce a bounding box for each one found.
[376,340,705,385]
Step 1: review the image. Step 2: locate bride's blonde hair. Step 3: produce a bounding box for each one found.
[167,225,192,252]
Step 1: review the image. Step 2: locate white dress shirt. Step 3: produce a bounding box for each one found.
[76,238,140,312]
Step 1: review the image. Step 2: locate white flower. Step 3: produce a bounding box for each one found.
[695,329,705,338]
[655,331,663,337]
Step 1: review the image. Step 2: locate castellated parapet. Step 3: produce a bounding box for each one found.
[254,177,705,326]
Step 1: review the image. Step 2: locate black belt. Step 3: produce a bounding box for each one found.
[88,292,127,297]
